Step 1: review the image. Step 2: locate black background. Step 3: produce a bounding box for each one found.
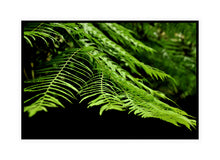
[22,94,198,139]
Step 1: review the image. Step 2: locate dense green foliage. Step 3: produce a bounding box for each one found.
[23,21,197,130]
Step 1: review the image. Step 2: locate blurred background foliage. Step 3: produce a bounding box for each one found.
[119,22,197,100]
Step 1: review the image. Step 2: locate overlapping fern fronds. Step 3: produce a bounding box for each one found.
[79,73,127,115]
[78,58,196,129]
[80,23,174,83]
[24,47,95,117]
[121,22,197,98]
[23,22,197,129]
[96,23,155,54]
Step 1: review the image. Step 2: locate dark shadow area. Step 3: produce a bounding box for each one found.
[22,95,198,139]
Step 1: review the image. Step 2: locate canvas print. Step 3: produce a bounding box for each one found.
[22,21,198,139]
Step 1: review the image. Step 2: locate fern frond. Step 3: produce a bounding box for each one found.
[79,73,126,115]
[24,47,95,117]
[97,23,155,54]
[91,51,174,101]
[23,22,64,47]
[79,56,195,129]
[114,79,196,130]
[89,56,194,128]
[124,89,196,130]
[80,23,172,82]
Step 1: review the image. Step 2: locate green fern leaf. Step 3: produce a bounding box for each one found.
[97,23,155,54]
[24,47,95,117]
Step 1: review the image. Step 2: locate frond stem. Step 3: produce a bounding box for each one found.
[38,48,83,107]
